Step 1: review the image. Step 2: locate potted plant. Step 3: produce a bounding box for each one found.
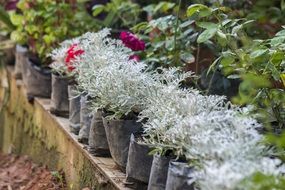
[50,38,85,118]
[87,60,149,171]
[88,109,110,157]
[9,0,96,98]
[140,77,285,190]
[124,68,192,188]
[61,29,118,144]
[72,30,155,170]
[50,30,104,133]
[0,4,16,67]
[168,107,285,190]
[138,78,225,189]
[66,29,149,159]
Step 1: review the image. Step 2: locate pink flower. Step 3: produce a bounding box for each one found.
[129,54,140,61]
[65,44,84,72]
[120,31,145,51]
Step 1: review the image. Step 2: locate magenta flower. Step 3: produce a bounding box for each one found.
[120,31,145,51]
[129,54,140,62]
[5,0,19,11]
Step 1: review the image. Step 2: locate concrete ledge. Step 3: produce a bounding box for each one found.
[0,66,130,190]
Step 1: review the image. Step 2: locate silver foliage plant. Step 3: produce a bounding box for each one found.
[50,28,285,189]
[140,85,285,189]
[72,30,195,119]
[71,30,156,119]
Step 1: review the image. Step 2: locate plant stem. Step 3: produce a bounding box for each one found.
[195,43,200,74]
[173,0,182,66]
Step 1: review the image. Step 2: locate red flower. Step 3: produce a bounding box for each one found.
[65,44,84,72]
[120,31,145,51]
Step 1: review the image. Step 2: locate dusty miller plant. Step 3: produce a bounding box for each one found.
[140,73,285,189]
[66,28,153,119]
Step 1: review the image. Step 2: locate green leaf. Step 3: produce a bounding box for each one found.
[221,55,235,66]
[207,56,221,76]
[180,52,195,64]
[0,6,15,30]
[92,5,105,17]
[187,4,211,18]
[275,29,285,36]
[43,34,55,45]
[154,2,175,13]
[197,28,217,43]
[267,63,281,81]
[250,49,268,59]
[216,30,227,46]
[10,30,25,44]
[270,51,284,65]
[180,20,194,28]
[196,22,218,29]
[282,0,285,11]
[271,36,285,46]
[281,73,285,87]
[242,73,272,88]
[9,13,24,26]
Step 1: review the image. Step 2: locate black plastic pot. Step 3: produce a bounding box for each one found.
[14,45,27,79]
[78,95,92,144]
[147,154,171,190]
[88,110,110,157]
[3,46,15,66]
[126,134,153,189]
[68,84,81,134]
[22,57,51,98]
[50,73,69,117]
[102,117,142,171]
[165,161,194,190]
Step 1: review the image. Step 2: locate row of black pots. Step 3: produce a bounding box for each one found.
[13,45,194,190]
[148,155,194,190]
[80,101,195,190]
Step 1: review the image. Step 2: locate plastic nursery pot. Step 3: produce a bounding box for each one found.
[68,84,81,135]
[50,73,69,117]
[126,134,153,189]
[147,154,171,190]
[102,117,142,172]
[165,161,195,190]
[3,46,15,66]
[78,95,93,144]
[22,57,51,98]
[88,110,110,157]
[14,45,27,79]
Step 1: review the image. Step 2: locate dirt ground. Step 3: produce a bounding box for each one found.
[0,153,66,190]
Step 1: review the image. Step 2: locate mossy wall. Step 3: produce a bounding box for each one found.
[0,67,120,190]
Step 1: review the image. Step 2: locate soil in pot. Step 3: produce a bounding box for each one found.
[102,116,142,172]
[165,161,194,190]
[78,95,93,144]
[68,84,81,135]
[125,134,153,190]
[147,154,171,190]
[22,56,51,98]
[88,110,110,157]
[14,45,27,79]
[50,73,69,117]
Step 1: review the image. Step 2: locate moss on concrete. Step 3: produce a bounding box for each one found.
[0,68,122,190]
